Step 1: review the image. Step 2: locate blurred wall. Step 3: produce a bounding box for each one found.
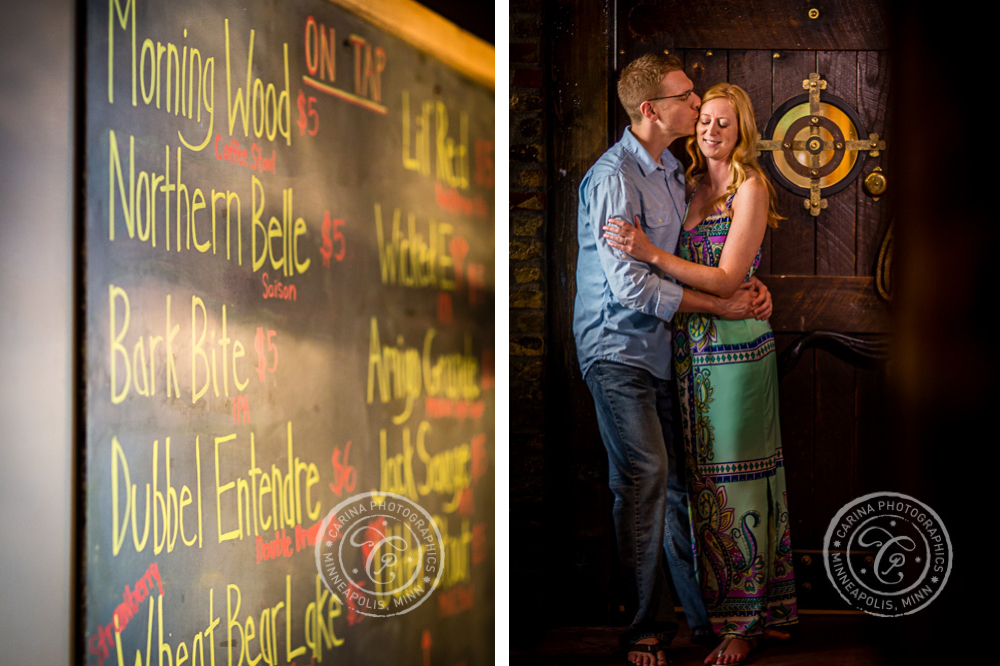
[0,0,75,662]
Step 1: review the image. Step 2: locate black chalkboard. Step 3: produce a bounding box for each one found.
[81,0,495,663]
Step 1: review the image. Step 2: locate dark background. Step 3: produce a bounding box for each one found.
[422,0,495,45]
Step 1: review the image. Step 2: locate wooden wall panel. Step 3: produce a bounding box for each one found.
[855,364,893,495]
[625,0,891,51]
[730,50,774,126]
[730,49,775,274]
[774,335,815,547]
[856,50,892,276]
[813,352,858,539]
[770,51,817,275]
[768,276,890,333]
[687,48,728,95]
[545,0,616,624]
[816,51,859,275]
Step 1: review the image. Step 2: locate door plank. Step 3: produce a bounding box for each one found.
[856,50,892,277]
[855,363,892,495]
[624,0,891,50]
[770,50,818,275]
[687,48,728,96]
[767,275,890,333]
[729,50,775,274]
[546,0,616,621]
[816,51,858,275]
[813,350,858,545]
[775,334,816,550]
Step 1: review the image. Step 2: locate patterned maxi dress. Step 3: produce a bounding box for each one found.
[673,193,798,638]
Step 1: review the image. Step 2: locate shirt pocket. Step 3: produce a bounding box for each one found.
[641,208,675,229]
[637,208,678,254]
[636,208,678,267]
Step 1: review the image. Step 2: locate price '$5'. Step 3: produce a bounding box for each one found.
[297,90,318,137]
[254,328,278,382]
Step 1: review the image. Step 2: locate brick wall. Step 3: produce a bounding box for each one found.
[509,0,549,638]
[510,1,546,367]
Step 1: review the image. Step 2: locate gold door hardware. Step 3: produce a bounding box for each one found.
[758,73,887,218]
[864,166,887,200]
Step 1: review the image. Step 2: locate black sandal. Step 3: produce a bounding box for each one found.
[626,640,671,666]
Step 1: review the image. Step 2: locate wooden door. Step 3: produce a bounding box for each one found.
[615,0,894,610]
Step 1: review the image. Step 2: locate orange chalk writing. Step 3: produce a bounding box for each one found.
[329,441,357,496]
[301,21,386,114]
[256,529,294,562]
[319,212,346,267]
[434,182,487,216]
[297,89,319,136]
[304,17,336,82]
[232,394,252,425]
[474,138,495,188]
[87,562,164,666]
[254,327,278,381]
[261,272,298,300]
[348,34,385,103]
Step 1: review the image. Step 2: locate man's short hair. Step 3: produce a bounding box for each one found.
[617,53,684,124]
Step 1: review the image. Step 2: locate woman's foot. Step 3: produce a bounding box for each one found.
[628,637,669,666]
[703,635,755,665]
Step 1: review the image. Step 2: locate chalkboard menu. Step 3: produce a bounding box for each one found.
[81,1,495,664]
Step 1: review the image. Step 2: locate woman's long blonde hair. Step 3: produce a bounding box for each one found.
[685,83,783,228]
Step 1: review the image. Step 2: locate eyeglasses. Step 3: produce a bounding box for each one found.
[647,90,694,103]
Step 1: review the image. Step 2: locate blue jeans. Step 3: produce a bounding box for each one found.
[585,360,710,647]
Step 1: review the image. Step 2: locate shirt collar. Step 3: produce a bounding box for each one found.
[622,126,681,179]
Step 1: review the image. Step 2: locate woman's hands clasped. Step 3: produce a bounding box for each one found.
[742,277,772,320]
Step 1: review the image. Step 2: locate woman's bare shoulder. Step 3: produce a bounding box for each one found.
[739,169,767,191]
[736,169,767,199]
[732,170,769,210]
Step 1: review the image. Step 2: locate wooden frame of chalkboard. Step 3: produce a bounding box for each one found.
[333,0,494,88]
[79,0,495,664]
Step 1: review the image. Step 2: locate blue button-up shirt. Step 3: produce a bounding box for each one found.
[573,127,686,380]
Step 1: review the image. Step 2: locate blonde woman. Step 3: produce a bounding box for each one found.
[604,83,798,665]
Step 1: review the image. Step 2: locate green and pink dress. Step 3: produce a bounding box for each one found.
[673,192,799,639]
